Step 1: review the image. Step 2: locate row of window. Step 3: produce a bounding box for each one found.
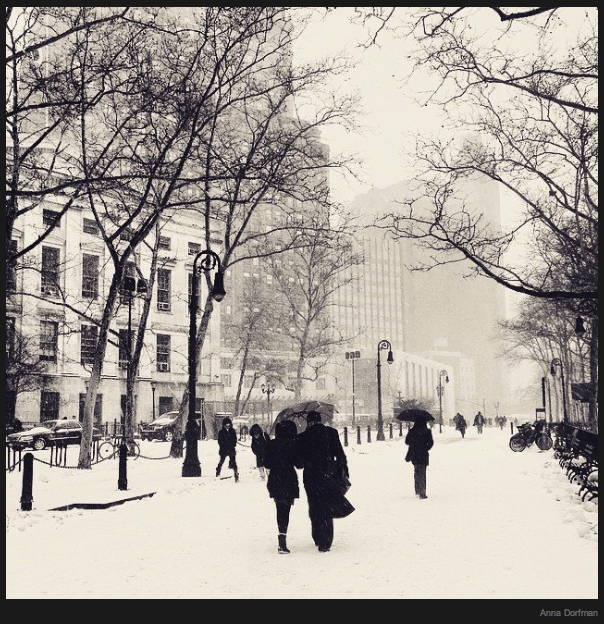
[7,317,173,372]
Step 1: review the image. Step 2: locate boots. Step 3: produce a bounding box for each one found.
[278,533,290,554]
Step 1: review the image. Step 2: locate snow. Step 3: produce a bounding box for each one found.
[6,425,598,601]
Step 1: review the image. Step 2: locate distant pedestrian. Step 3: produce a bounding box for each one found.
[297,411,354,553]
[239,423,249,441]
[473,411,486,434]
[216,417,239,482]
[250,423,271,480]
[405,418,434,499]
[264,420,303,554]
[453,413,467,438]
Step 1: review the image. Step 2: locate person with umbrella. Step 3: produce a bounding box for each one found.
[404,413,434,499]
[297,410,354,553]
[264,419,303,554]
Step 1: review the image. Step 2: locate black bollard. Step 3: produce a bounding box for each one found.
[367,425,371,443]
[343,427,348,447]
[389,423,393,439]
[510,422,514,435]
[118,443,128,491]
[20,453,34,511]
[356,426,361,444]
[399,422,403,437]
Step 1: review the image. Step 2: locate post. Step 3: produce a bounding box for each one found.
[151,381,156,422]
[376,340,393,441]
[20,453,34,511]
[118,443,128,490]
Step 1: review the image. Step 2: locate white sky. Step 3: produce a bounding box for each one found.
[6,425,598,601]
[293,9,445,204]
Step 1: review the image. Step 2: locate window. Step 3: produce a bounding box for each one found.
[7,240,17,291]
[41,246,60,295]
[157,269,171,311]
[188,273,201,311]
[221,374,232,387]
[243,374,254,388]
[188,241,201,256]
[316,378,326,391]
[158,236,171,250]
[40,320,58,362]
[118,329,131,369]
[79,393,102,423]
[42,209,61,228]
[40,391,60,421]
[82,254,99,298]
[119,229,132,241]
[83,218,99,235]
[156,334,170,372]
[80,325,98,365]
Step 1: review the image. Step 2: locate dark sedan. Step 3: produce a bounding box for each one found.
[6,419,101,451]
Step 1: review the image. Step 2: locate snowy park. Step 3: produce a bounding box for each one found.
[6,424,598,603]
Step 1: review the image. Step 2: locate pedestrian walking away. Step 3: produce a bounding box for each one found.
[264,419,303,554]
[297,411,354,553]
[453,412,467,438]
[216,417,239,481]
[473,411,486,434]
[250,423,271,480]
[405,418,434,499]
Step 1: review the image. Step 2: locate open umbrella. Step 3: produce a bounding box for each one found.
[271,400,337,434]
[396,408,435,423]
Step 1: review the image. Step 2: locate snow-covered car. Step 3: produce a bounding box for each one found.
[140,411,201,441]
[6,419,101,451]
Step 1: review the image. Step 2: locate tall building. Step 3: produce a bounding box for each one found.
[333,176,512,421]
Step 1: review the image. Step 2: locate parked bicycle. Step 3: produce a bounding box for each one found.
[509,419,553,452]
[98,436,140,460]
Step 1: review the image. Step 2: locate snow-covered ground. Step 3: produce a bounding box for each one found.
[6,425,598,601]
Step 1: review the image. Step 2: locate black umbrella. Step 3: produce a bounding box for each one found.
[271,400,337,434]
[396,408,435,423]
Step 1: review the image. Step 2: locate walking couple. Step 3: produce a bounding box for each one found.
[264,411,354,554]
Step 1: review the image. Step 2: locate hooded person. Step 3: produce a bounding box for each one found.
[249,423,271,480]
[264,419,303,554]
[297,411,354,553]
[216,417,239,481]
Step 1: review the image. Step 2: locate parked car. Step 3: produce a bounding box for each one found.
[6,419,102,451]
[140,411,202,442]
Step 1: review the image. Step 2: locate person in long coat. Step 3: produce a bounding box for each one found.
[453,412,467,438]
[405,419,434,499]
[216,417,239,481]
[473,411,486,434]
[297,411,354,553]
[264,419,303,554]
[250,423,270,480]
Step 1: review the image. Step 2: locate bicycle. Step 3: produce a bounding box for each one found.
[98,436,140,460]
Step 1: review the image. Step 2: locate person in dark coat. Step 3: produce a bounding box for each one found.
[264,419,303,554]
[473,411,486,434]
[216,417,239,481]
[250,423,271,480]
[453,412,467,438]
[405,418,434,499]
[297,411,354,553]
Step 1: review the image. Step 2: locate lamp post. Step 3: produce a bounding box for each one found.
[376,340,393,441]
[123,276,147,444]
[437,369,449,434]
[183,250,226,478]
[550,358,568,424]
[261,382,276,426]
[150,380,157,422]
[345,350,361,427]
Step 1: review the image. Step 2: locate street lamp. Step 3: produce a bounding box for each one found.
[437,370,449,434]
[261,382,276,426]
[376,340,393,441]
[183,250,226,478]
[123,276,148,444]
[550,358,568,424]
[345,350,361,427]
[150,380,157,422]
